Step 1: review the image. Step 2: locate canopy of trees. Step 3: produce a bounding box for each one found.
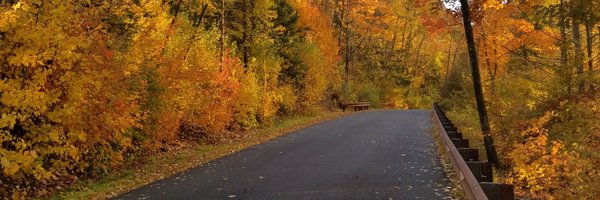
[0,0,598,198]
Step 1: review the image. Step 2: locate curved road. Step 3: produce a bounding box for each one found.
[114,110,452,200]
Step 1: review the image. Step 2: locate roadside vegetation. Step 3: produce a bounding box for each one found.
[438,0,600,198]
[1,0,436,198]
[1,0,598,199]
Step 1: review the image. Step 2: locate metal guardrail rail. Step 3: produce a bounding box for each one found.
[433,104,489,200]
[433,103,514,200]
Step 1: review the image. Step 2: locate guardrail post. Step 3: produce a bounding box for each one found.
[457,148,479,161]
[467,162,494,182]
[479,182,514,200]
[451,138,470,148]
[447,131,463,138]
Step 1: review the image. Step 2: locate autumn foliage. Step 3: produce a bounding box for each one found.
[0,0,344,198]
[1,0,599,199]
[439,0,600,198]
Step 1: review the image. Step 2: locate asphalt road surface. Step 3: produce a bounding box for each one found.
[113,110,453,200]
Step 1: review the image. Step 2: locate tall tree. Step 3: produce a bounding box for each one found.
[459,0,500,166]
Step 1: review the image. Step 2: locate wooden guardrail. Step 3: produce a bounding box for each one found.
[433,103,514,200]
[339,102,370,112]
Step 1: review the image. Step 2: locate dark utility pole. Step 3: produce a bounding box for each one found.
[459,0,500,166]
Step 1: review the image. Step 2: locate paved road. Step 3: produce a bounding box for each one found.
[114,110,453,200]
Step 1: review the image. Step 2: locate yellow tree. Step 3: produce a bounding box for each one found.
[0,1,141,196]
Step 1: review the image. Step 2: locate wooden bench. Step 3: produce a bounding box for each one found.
[339,102,371,112]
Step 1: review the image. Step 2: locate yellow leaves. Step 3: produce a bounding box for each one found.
[48,130,61,142]
[386,89,409,109]
[537,0,561,7]
[1,79,53,115]
[259,90,282,120]
[295,42,331,113]
[0,9,17,32]
[32,165,54,181]
[233,71,260,129]
[0,112,18,129]
[0,0,148,195]
[277,84,298,113]
[505,109,595,199]
[483,0,505,10]
[0,0,345,197]
[1,157,20,176]
[11,1,22,9]
[66,145,80,161]
[511,19,534,33]
[0,149,39,177]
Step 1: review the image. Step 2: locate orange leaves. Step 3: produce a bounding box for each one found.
[191,54,243,134]
[218,55,242,100]
[287,1,342,112]
[288,1,340,67]
[421,17,447,35]
[473,4,557,88]
[414,0,430,7]
[0,0,348,198]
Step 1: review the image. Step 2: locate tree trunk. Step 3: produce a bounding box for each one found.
[445,36,454,78]
[414,34,426,67]
[414,34,426,93]
[559,0,568,66]
[449,36,463,77]
[344,0,351,83]
[491,35,500,94]
[383,27,398,69]
[389,32,398,58]
[385,18,400,67]
[481,32,494,83]
[338,0,345,56]
[171,0,184,25]
[584,21,594,91]
[220,0,225,71]
[193,4,208,27]
[399,22,408,65]
[572,19,585,92]
[459,0,500,167]
[242,0,249,69]
[559,0,570,92]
